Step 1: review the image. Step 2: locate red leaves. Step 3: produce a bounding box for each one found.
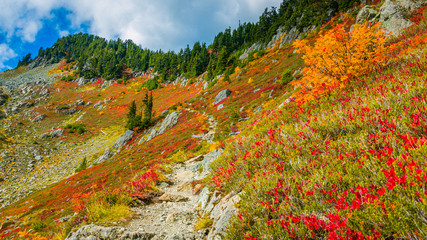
[128,170,159,198]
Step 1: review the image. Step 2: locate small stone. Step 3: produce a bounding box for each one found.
[177,182,192,192]
[158,193,189,202]
[193,184,203,195]
[31,114,46,122]
[213,89,231,105]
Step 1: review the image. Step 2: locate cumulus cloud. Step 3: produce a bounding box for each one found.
[0,0,59,42]
[0,0,282,50]
[0,44,18,69]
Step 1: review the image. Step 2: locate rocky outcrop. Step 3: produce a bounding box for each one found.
[239,42,263,60]
[207,194,241,240]
[65,224,155,240]
[158,111,180,136]
[113,130,134,150]
[62,107,78,115]
[356,0,425,35]
[96,148,113,164]
[31,114,46,122]
[184,149,224,181]
[139,111,180,143]
[195,188,241,240]
[213,89,231,105]
[356,5,379,24]
[40,128,64,139]
[76,78,88,85]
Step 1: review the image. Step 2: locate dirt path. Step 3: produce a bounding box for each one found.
[126,157,207,239]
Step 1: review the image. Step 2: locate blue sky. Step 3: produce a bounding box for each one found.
[0,0,282,72]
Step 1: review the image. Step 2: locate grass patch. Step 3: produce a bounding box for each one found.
[194,214,213,231]
[64,123,87,134]
[31,221,47,231]
[75,157,88,173]
[86,191,132,224]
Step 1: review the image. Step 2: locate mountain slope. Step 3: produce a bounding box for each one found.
[0,0,426,239]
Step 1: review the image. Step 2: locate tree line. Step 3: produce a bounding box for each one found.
[21,0,360,83]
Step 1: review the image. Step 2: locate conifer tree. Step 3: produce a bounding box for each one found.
[141,92,153,129]
[125,100,142,131]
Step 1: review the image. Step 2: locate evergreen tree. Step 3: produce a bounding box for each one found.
[141,92,153,129]
[125,100,142,131]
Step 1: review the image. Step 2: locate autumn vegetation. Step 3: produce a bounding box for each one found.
[1,1,427,239]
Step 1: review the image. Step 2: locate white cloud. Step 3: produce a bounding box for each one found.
[0,0,59,42]
[0,0,282,50]
[0,43,18,69]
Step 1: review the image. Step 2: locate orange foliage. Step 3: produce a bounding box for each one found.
[293,22,390,100]
[17,229,48,240]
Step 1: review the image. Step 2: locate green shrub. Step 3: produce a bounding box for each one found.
[142,77,161,91]
[60,75,77,82]
[64,123,87,134]
[280,69,293,85]
[75,157,88,173]
[194,214,213,231]
[31,221,47,231]
[208,79,218,89]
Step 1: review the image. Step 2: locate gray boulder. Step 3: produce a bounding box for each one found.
[213,89,231,105]
[63,107,78,115]
[31,114,46,122]
[65,224,155,240]
[75,100,85,106]
[113,130,134,150]
[356,5,379,24]
[357,0,425,36]
[158,111,180,135]
[239,42,262,60]
[96,148,113,164]
[101,80,113,89]
[77,78,88,85]
[40,128,64,139]
[139,111,180,144]
[195,149,224,181]
[207,194,241,240]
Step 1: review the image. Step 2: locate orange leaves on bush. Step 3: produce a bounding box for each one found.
[17,229,48,240]
[293,22,390,100]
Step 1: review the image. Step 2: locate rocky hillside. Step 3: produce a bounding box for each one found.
[1,0,427,239]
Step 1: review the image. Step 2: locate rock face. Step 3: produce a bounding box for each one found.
[356,5,379,24]
[140,111,180,143]
[96,148,113,163]
[158,111,180,136]
[77,78,88,85]
[113,129,134,150]
[356,0,424,35]
[239,42,263,60]
[31,114,46,122]
[185,149,224,181]
[207,194,241,240]
[213,89,231,105]
[65,224,155,240]
[63,107,78,115]
[379,0,423,35]
[40,128,64,139]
